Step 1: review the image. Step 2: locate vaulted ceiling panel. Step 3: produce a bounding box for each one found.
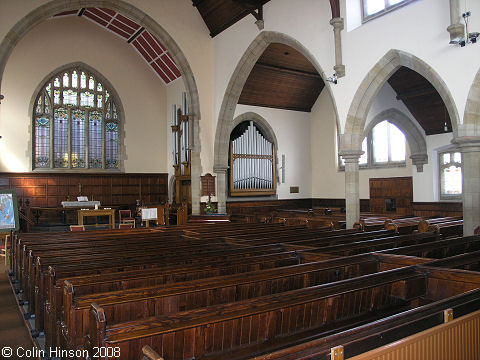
[239,43,324,112]
[388,67,451,135]
[192,0,271,37]
[54,8,181,85]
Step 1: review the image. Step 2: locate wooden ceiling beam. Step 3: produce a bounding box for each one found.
[395,88,437,100]
[256,62,322,79]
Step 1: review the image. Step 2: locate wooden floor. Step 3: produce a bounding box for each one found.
[0,261,34,358]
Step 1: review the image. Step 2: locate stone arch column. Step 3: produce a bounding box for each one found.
[214,31,338,213]
[341,49,460,227]
[364,108,428,172]
[0,0,202,214]
[457,68,480,235]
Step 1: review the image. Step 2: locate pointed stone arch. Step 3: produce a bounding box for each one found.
[213,31,337,211]
[0,0,203,213]
[340,49,459,228]
[462,68,480,137]
[363,108,428,171]
[341,49,460,153]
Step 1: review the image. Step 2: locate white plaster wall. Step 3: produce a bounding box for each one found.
[413,132,455,202]
[213,0,480,134]
[234,104,312,199]
[0,0,215,175]
[311,84,419,200]
[0,16,167,173]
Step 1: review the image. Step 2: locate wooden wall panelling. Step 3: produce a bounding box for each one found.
[369,177,413,215]
[0,172,168,225]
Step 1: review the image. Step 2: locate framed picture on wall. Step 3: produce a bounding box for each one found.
[0,190,20,232]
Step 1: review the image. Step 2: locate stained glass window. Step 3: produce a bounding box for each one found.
[440,151,462,199]
[89,111,103,168]
[32,66,121,170]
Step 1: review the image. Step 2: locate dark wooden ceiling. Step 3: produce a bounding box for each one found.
[192,0,341,37]
[388,67,451,135]
[192,0,271,37]
[238,43,324,112]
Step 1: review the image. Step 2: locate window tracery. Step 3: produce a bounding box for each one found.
[33,66,120,170]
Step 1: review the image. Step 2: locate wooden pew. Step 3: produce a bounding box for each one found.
[62,254,410,352]
[84,267,454,360]
[37,243,288,339]
[426,219,463,238]
[250,269,480,360]
[47,250,302,348]
[381,235,480,259]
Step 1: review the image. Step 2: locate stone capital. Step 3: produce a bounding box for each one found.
[329,17,344,30]
[334,64,345,78]
[213,165,229,174]
[452,137,480,153]
[410,153,428,172]
[339,150,364,163]
[447,23,465,42]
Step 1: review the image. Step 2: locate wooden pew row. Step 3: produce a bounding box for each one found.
[223,227,359,244]
[84,266,475,360]
[250,268,480,360]
[427,219,463,238]
[20,224,295,306]
[12,222,287,278]
[37,243,288,338]
[61,253,414,352]
[25,235,231,313]
[226,229,389,247]
[419,249,480,272]
[417,216,462,232]
[12,227,157,278]
[380,235,480,259]
[293,232,440,257]
[47,250,302,349]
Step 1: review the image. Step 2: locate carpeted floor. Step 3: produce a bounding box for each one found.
[0,261,34,358]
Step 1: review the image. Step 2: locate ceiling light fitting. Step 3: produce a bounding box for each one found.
[326,73,338,85]
[450,11,479,47]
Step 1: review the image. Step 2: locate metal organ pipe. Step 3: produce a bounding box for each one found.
[231,121,274,191]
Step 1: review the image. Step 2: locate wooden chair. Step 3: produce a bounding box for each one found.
[70,225,85,232]
[118,223,133,230]
[119,210,135,227]
[0,233,10,266]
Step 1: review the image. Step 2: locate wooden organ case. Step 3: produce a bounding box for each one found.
[230,121,276,196]
[171,93,191,205]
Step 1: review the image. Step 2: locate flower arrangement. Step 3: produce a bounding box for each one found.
[205,194,216,214]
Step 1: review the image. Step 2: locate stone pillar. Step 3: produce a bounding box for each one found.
[456,138,480,235]
[340,150,363,229]
[329,17,345,78]
[447,0,464,42]
[214,166,229,214]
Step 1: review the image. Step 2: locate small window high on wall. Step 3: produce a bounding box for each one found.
[229,121,276,196]
[362,0,416,22]
[33,65,120,170]
[439,151,462,200]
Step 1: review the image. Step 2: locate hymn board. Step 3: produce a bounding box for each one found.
[171,93,191,204]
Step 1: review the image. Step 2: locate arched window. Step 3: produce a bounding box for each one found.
[33,66,120,170]
[371,120,406,164]
[339,120,406,168]
[229,121,276,196]
[439,150,462,199]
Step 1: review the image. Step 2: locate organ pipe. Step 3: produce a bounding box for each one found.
[230,121,276,196]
